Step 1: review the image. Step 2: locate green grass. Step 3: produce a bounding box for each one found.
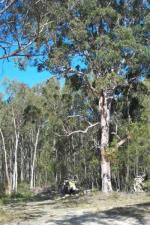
[0,191,33,205]
[0,182,34,204]
[144,180,150,192]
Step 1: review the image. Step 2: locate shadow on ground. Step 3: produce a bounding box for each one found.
[46,202,150,225]
[21,210,47,221]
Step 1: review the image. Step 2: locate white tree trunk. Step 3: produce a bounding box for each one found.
[0,128,11,195]
[20,147,24,182]
[30,127,40,189]
[99,90,113,193]
[12,133,19,192]
[12,107,20,193]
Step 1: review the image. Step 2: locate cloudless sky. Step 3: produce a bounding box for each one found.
[0,54,86,97]
[0,59,51,87]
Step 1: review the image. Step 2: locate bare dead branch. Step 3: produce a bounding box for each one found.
[35,0,42,4]
[67,115,84,118]
[116,136,131,148]
[56,122,100,137]
[111,132,121,140]
[67,114,98,127]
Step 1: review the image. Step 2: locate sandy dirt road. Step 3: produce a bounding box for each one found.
[1,193,150,225]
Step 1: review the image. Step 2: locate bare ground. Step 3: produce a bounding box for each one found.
[0,192,150,225]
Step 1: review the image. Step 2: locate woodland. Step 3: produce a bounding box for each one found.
[0,0,150,196]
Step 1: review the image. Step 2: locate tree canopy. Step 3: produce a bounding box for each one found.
[0,0,150,194]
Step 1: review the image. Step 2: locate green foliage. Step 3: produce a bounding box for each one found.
[0,0,150,193]
[95,72,124,90]
[0,191,33,205]
[70,18,87,41]
[144,180,150,192]
[17,182,31,196]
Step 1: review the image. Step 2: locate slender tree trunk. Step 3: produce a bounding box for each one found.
[72,136,76,174]
[0,128,11,195]
[117,171,121,191]
[99,90,113,192]
[20,149,24,183]
[12,133,19,192]
[12,107,20,193]
[53,138,58,184]
[45,171,48,186]
[84,155,87,179]
[30,127,40,189]
[135,149,139,176]
[125,150,130,191]
[9,141,13,191]
[125,86,131,191]
[20,140,25,183]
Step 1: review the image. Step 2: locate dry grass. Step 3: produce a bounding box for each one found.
[0,208,19,223]
[0,192,150,224]
[51,191,150,213]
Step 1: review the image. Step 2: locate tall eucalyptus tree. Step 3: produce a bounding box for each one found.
[32,0,149,192]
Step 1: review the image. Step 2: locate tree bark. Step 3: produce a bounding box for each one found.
[0,128,11,195]
[99,90,113,192]
[20,146,24,183]
[53,138,58,184]
[12,133,19,192]
[12,107,20,193]
[30,127,40,189]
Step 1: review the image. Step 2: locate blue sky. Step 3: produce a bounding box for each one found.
[0,54,87,86]
[0,59,51,87]
[0,54,86,96]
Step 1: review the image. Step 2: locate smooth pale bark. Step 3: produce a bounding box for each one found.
[12,133,19,192]
[0,128,11,195]
[12,108,20,193]
[99,90,113,193]
[20,146,24,182]
[30,127,40,189]
[9,142,13,191]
